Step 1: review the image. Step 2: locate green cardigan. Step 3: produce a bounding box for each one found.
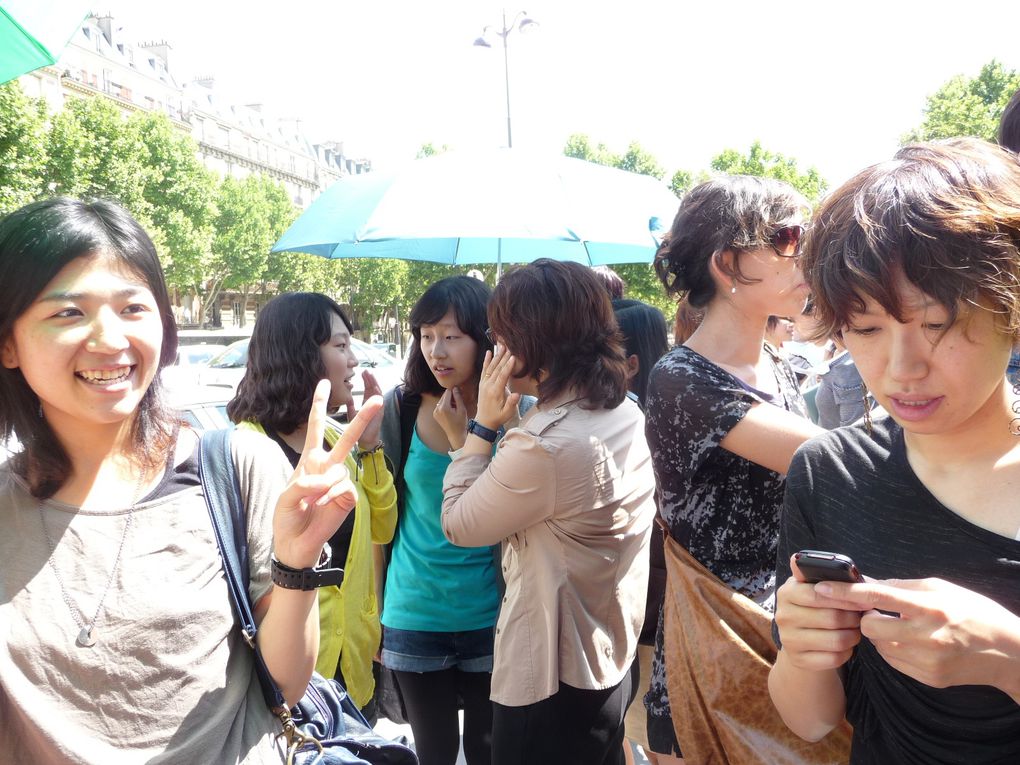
[236,419,397,708]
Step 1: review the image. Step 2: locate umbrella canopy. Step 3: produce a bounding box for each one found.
[272,148,680,268]
[0,1,90,84]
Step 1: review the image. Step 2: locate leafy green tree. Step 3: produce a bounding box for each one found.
[563,133,621,167]
[208,174,296,326]
[903,60,1020,144]
[130,111,217,298]
[710,141,826,202]
[43,97,151,221]
[562,134,677,313]
[617,141,665,180]
[0,81,48,214]
[670,168,712,197]
[265,250,334,294]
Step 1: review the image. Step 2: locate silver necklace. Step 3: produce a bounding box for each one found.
[38,469,148,648]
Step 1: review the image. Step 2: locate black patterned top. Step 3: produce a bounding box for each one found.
[642,343,806,729]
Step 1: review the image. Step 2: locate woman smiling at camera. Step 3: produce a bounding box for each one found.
[441,259,656,765]
[0,198,377,763]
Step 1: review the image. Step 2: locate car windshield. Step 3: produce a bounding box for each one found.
[208,341,249,368]
[352,339,394,368]
[179,346,222,365]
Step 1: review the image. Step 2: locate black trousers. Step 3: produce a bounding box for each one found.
[491,663,637,765]
[394,668,493,765]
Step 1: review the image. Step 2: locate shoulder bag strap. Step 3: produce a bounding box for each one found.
[198,428,287,711]
[398,390,419,477]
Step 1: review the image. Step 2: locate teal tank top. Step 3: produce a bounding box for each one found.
[381,427,500,632]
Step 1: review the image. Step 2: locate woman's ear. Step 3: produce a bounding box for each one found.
[1,338,18,369]
[626,354,640,381]
[709,249,737,291]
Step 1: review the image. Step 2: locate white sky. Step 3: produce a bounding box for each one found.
[98,0,1020,189]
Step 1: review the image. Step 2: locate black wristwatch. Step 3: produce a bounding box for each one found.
[466,419,499,443]
[271,546,345,590]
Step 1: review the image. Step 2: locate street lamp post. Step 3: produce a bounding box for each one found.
[473,10,538,149]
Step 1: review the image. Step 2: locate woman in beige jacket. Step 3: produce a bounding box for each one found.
[440,259,657,765]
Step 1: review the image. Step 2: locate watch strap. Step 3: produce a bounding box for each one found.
[466,418,499,443]
[271,555,345,590]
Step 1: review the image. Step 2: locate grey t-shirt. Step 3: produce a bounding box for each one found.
[0,429,290,764]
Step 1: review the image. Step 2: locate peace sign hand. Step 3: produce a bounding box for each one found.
[273,379,384,569]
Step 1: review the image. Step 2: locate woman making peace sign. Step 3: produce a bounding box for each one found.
[0,197,379,764]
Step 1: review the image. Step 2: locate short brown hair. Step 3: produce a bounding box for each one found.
[801,138,1020,341]
[654,175,809,308]
[488,259,629,409]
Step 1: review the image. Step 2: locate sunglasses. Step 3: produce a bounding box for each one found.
[768,225,805,258]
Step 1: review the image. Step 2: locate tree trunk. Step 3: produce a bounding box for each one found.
[203,278,224,327]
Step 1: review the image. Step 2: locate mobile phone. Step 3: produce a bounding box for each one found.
[794,550,863,584]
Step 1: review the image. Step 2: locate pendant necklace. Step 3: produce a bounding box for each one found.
[38,467,148,648]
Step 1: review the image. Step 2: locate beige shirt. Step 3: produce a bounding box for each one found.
[442,394,655,707]
[0,430,289,764]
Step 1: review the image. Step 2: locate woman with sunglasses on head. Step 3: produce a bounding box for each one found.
[643,176,825,762]
[0,198,379,763]
[441,260,656,765]
[770,139,1020,764]
[226,291,396,721]
[377,276,524,765]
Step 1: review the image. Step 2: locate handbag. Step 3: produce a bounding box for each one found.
[659,521,852,765]
[198,428,418,765]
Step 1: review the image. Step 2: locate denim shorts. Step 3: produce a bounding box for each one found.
[381,625,495,673]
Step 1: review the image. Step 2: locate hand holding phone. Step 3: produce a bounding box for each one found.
[774,551,865,673]
[794,550,863,584]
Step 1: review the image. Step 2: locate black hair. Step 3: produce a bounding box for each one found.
[802,138,1020,342]
[227,292,353,433]
[1000,87,1020,153]
[611,299,669,406]
[655,176,809,308]
[404,276,493,396]
[0,197,178,498]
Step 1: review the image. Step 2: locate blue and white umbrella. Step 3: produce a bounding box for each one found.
[272,148,679,272]
[0,1,90,84]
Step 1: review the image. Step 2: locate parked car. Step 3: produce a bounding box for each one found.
[196,336,405,409]
[163,343,230,391]
[166,384,232,432]
[176,344,228,367]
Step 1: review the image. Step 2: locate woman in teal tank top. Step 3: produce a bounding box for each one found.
[380,276,501,765]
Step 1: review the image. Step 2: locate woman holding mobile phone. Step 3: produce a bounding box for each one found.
[770,138,1020,763]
